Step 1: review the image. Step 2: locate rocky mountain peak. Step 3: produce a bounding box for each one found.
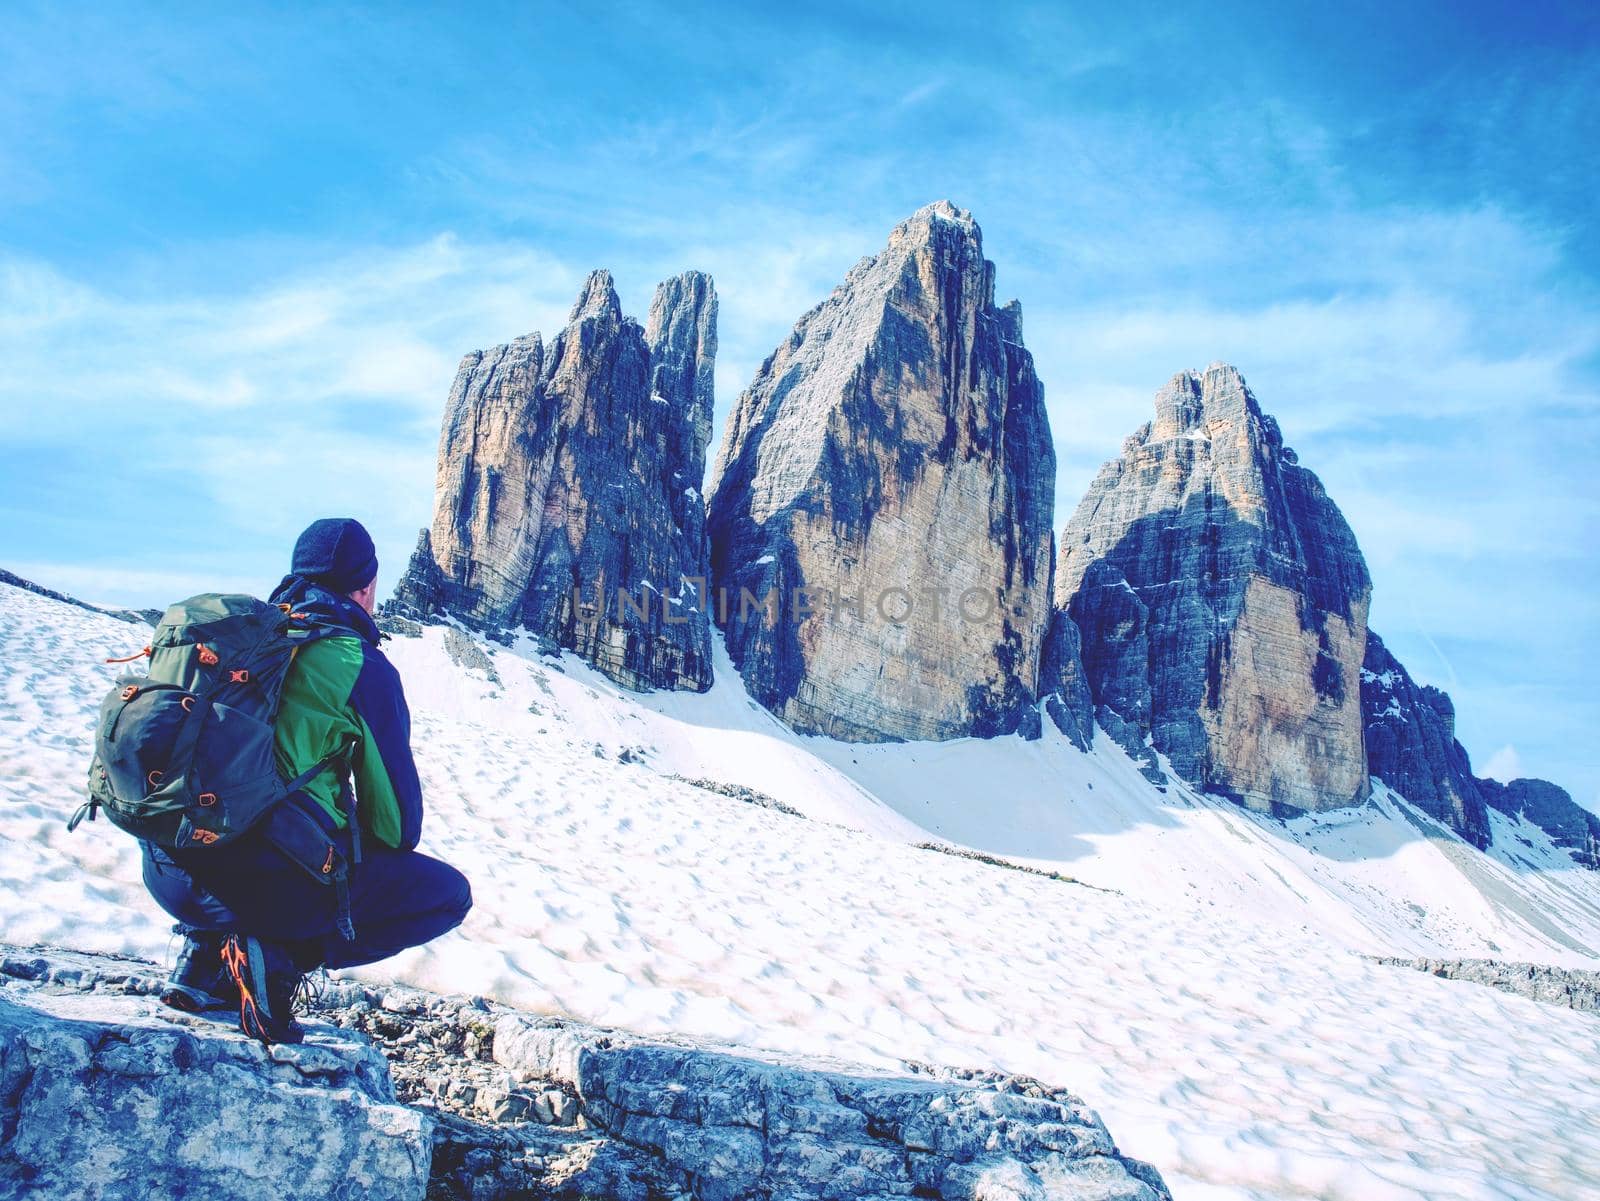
[646,270,717,495]
[1050,365,1372,813]
[887,198,978,245]
[1151,363,1247,437]
[568,268,623,324]
[393,269,718,692]
[707,203,1055,742]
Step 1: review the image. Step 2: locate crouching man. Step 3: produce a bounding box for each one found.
[141,518,472,1043]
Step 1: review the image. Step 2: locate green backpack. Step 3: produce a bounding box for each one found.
[73,593,361,938]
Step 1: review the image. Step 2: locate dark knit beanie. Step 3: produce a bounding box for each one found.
[291,518,379,593]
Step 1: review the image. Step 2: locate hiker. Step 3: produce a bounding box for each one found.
[137,518,471,1042]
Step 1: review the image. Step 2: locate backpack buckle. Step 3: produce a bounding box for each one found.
[198,792,218,807]
[229,669,250,684]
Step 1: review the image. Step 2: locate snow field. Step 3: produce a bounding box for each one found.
[2,578,1599,1200]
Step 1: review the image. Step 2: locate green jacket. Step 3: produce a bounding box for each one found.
[269,581,423,851]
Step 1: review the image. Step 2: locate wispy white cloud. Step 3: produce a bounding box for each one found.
[4,561,262,611]
[1479,745,1523,784]
[0,236,597,604]
[0,235,586,435]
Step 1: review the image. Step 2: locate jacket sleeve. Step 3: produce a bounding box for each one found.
[346,644,424,851]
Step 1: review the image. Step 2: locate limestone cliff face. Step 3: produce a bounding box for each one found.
[706,201,1056,742]
[1361,631,1492,848]
[393,270,717,692]
[1051,364,1372,813]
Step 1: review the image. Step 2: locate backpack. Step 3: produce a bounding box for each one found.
[72,593,361,939]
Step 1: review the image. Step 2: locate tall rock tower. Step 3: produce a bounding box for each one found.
[1051,363,1372,813]
[394,270,718,692]
[706,201,1056,741]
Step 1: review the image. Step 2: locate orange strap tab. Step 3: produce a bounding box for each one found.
[105,646,151,664]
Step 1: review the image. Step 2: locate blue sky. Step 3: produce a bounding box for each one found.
[2,1,1596,807]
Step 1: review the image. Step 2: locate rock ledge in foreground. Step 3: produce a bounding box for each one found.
[0,946,431,1201]
[2,945,1170,1201]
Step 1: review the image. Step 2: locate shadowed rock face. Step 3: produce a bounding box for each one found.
[1040,609,1095,751]
[1051,364,1372,814]
[1481,779,1600,869]
[394,270,717,692]
[707,201,1056,742]
[1361,631,1492,848]
[1361,632,1596,864]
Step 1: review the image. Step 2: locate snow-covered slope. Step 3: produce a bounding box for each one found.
[3,576,1598,1201]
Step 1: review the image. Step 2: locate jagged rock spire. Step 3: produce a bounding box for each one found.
[394,269,718,692]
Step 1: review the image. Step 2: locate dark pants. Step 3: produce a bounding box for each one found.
[142,833,472,971]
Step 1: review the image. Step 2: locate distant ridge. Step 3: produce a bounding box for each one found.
[0,568,158,628]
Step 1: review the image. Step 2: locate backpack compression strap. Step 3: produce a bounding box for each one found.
[281,735,358,797]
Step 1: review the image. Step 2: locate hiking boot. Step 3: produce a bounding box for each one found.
[219,933,305,1045]
[160,931,239,1013]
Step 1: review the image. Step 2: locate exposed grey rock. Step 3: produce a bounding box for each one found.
[493,1012,1170,1201]
[1480,778,1600,870]
[393,270,718,693]
[913,841,1107,892]
[426,1112,688,1201]
[1040,610,1095,751]
[647,270,718,581]
[1051,364,1372,815]
[1360,631,1492,848]
[665,774,806,818]
[1375,956,1600,1013]
[443,625,502,686]
[0,948,432,1201]
[1361,632,1596,861]
[707,201,1056,742]
[377,613,424,639]
[315,984,686,1201]
[3,946,1169,1201]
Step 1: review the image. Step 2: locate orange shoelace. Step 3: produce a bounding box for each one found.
[220,938,266,1037]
